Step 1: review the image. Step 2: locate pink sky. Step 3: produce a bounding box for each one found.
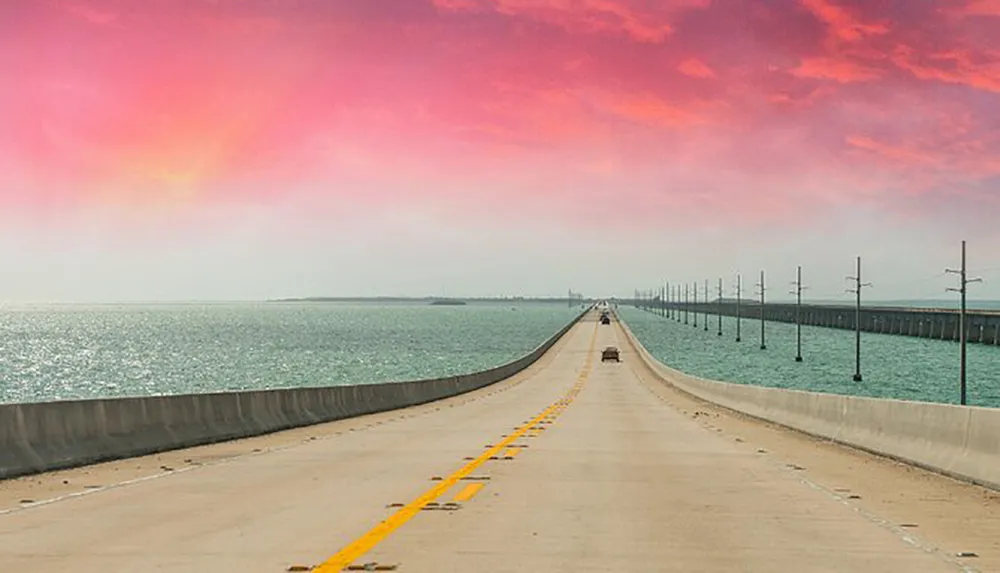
[1,0,999,300]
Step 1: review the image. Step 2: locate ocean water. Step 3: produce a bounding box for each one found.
[619,306,1000,409]
[0,302,581,404]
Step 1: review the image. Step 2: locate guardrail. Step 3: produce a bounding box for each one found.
[618,318,1000,491]
[1,306,592,480]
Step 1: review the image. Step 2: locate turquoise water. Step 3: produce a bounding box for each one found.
[0,302,581,404]
[619,306,1000,408]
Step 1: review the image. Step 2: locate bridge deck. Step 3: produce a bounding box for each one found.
[1,313,996,572]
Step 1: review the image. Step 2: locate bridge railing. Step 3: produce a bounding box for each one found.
[617,318,1000,491]
[0,306,593,480]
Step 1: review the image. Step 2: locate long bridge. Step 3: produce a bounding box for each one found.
[638,299,1000,345]
[1,308,997,571]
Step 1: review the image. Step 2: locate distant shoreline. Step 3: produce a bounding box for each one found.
[266,296,584,304]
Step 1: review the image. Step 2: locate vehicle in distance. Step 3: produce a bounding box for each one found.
[601,346,620,362]
[600,315,611,325]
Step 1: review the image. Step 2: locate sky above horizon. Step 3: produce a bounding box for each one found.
[2,0,1000,303]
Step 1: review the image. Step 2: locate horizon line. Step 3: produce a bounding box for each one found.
[1,296,999,306]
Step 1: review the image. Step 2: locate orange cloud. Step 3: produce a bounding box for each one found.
[791,56,882,82]
[799,0,889,43]
[433,0,479,9]
[677,58,715,78]
[845,130,1000,187]
[594,90,708,128]
[432,0,710,43]
[891,46,1000,93]
[846,135,937,166]
[954,0,1000,17]
[766,85,836,109]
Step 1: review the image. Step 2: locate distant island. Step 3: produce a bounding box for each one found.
[429,299,467,306]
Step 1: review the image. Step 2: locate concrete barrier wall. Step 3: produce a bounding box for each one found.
[0,307,591,480]
[618,319,1000,491]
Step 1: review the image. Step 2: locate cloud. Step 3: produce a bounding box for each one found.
[431,0,710,43]
[845,135,937,166]
[797,0,889,43]
[61,1,118,25]
[790,56,882,82]
[952,0,1000,17]
[677,58,715,78]
[2,0,999,235]
[891,46,1000,93]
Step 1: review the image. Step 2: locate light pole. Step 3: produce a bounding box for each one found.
[693,281,698,328]
[717,277,723,336]
[757,270,766,350]
[662,283,666,317]
[735,273,742,342]
[704,279,709,331]
[667,281,672,320]
[790,266,807,362]
[846,256,872,382]
[674,284,678,321]
[673,284,677,321]
[946,240,981,405]
[684,283,689,324]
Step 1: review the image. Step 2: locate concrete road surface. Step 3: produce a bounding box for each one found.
[0,312,994,572]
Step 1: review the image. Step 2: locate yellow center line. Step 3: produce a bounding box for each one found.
[503,447,521,458]
[312,320,600,572]
[452,483,485,502]
[313,403,560,571]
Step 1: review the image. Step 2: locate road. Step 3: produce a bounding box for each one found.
[0,311,996,572]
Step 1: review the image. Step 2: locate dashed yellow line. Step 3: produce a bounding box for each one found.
[312,321,600,572]
[452,483,485,502]
[311,403,561,572]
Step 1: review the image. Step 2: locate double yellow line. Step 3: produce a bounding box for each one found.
[312,322,599,572]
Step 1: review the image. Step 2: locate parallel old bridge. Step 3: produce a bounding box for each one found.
[1,308,997,572]
[642,300,1000,344]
